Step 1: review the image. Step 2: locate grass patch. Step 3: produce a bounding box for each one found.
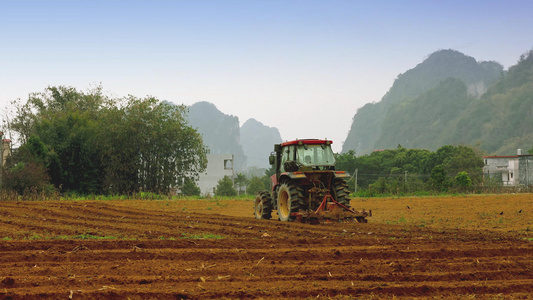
[28,234,42,240]
[72,234,117,240]
[385,216,408,225]
[181,232,225,239]
[47,234,119,240]
[158,236,178,241]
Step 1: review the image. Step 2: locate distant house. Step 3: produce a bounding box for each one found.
[483,149,533,186]
[196,154,234,196]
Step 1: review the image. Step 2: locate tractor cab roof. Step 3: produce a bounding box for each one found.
[280,139,332,147]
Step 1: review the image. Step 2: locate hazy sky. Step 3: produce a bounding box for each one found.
[1,0,532,152]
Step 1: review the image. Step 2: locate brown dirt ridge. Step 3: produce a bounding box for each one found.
[1,194,533,299]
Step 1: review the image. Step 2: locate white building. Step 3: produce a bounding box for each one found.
[197,154,234,196]
[483,149,533,186]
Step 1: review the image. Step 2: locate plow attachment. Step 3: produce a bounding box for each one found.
[293,193,371,224]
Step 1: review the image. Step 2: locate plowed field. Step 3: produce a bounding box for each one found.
[1,194,533,299]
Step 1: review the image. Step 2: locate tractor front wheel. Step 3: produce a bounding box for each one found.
[277,182,301,221]
[254,191,273,220]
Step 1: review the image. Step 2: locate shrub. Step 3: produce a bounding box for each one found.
[181,178,201,196]
[215,175,237,197]
[455,171,472,192]
[2,162,52,195]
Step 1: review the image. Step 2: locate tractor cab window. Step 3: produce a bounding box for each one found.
[280,145,296,172]
[297,144,335,166]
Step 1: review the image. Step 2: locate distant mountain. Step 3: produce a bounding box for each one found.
[449,50,533,155]
[240,118,282,169]
[183,101,283,171]
[186,102,247,171]
[375,77,471,150]
[342,49,504,154]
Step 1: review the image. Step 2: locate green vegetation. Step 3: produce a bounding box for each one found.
[181,178,201,197]
[376,77,472,150]
[234,173,248,196]
[343,49,533,157]
[71,234,117,240]
[3,86,207,196]
[455,171,472,191]
[0,232,132,241]
[245,176,267,195]
[334,144,483,195]
[215,175,237,197]
[180,232,225,239]
[0,140,498,200]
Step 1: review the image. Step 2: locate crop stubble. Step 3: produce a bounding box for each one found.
[1,194,533,299]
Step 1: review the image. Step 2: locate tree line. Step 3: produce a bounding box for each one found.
[212,144,490,197]
[334,145,485,195]
[195,144,533,198]
[2,86,207,196]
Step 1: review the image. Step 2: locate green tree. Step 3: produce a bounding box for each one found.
[369,177,388,194]
[430,145,483,186]
[264,163,276,178]
[430,165,449,192]
[234,173,248,196]
[6,85,208,195]
[335,150,357,173]
[1,162,51,195]
[2,135,61,195]
[181,178,201,196]
[100,96,207,194]
[246,176,265,195]
[215,175,236,197]
[454,171,472,192]
[37,111,103,193]
[7,86,105,194]
[529,146,533,155]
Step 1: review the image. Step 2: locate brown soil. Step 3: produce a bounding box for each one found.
[1,195,533,299]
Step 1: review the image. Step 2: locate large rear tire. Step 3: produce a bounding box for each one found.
[277,182,302,221]
[254,191,273,220]
[333,178,351,207]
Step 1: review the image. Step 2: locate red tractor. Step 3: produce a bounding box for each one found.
[254,139,371,223]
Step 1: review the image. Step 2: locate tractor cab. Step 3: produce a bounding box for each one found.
[270,139,336,173]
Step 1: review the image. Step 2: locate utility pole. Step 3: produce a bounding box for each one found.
[354,168,358,193]
[527,158,530,187]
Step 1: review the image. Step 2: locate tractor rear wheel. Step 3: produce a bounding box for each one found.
[277,182,302,221]
[334,178,351,207]
[254,191,273,220]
